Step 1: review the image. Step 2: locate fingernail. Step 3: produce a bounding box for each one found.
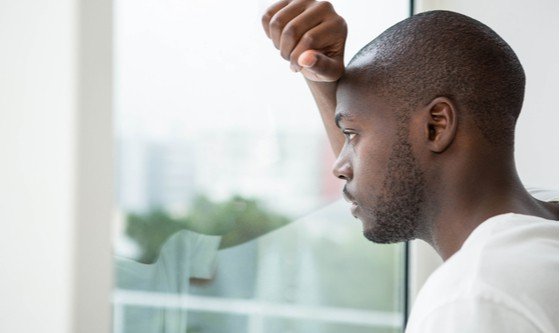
[299,53,317,68]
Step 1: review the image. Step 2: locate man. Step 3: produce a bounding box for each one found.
[261,1,559,332]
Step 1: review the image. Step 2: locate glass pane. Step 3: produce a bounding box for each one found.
[112,1,409,332]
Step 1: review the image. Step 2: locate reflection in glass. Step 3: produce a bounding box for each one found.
[114,200,404,333]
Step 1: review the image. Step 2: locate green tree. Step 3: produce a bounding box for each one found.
[125,195,290,263]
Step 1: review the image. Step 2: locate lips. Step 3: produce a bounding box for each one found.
[343,187,359,218]
[350,202,358,217]
[342,187,356,204]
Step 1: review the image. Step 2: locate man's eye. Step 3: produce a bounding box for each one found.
[343,131,357,141]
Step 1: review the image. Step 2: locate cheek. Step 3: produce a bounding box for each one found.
[407,117,429,166]
[352,138,391,193]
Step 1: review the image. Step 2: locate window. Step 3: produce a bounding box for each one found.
[112,1,410,332]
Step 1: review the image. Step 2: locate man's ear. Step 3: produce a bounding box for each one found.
[423,97,457,153]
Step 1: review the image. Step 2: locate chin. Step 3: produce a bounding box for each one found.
[361,218,415,244]
[363,229,395,244]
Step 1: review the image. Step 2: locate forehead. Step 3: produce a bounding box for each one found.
[335,69,392,124]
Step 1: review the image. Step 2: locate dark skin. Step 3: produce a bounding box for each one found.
[262,0,558,260]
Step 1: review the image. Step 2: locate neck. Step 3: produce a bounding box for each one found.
[421,151,557,261]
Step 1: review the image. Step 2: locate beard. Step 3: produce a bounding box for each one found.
[359,128,428,244]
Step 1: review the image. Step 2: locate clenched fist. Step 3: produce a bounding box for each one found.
[262,0,347,82]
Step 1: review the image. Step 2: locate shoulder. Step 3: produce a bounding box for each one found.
[408,213,558,333]
[475,213,558,284]
[441,213,558,295]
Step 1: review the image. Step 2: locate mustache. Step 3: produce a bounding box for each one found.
[342,186,356,203]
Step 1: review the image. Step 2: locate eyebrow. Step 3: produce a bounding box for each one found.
[334,112,354,129]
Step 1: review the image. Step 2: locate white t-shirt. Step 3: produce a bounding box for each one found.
[406,190,559,333]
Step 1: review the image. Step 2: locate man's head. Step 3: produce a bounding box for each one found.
[333,10,525,243]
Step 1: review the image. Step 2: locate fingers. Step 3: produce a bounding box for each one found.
[278,5,325,61]
[268,2,308,49]
[261,0,290,39]
[262,0,346,82]
[299,50,344,82]
[289,18,345,68]
[299,50,320,67]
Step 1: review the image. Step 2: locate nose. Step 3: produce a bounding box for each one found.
[332,151,353,181]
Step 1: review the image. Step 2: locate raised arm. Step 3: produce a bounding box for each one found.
[261,0,348,156]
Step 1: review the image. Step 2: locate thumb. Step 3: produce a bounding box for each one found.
[297,50,344,82]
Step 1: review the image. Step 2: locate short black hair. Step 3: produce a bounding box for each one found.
[348,10,525,146]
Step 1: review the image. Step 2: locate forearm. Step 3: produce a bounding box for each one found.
[262,0,347,155]
[305,78,344,156]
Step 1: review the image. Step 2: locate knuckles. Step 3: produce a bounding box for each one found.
[261,13,271,27]
[282,23,297,38]
[315,1,334,11]
[301,33,315,45]
[269,16,286,30]
[280,24,298,59]
[335,17,348,32]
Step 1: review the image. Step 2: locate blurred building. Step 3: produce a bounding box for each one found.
[117,129,334,218]
[116,138,196,214]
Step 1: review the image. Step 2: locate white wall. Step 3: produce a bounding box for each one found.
[0,1,113,332]
[410,0,559,308]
